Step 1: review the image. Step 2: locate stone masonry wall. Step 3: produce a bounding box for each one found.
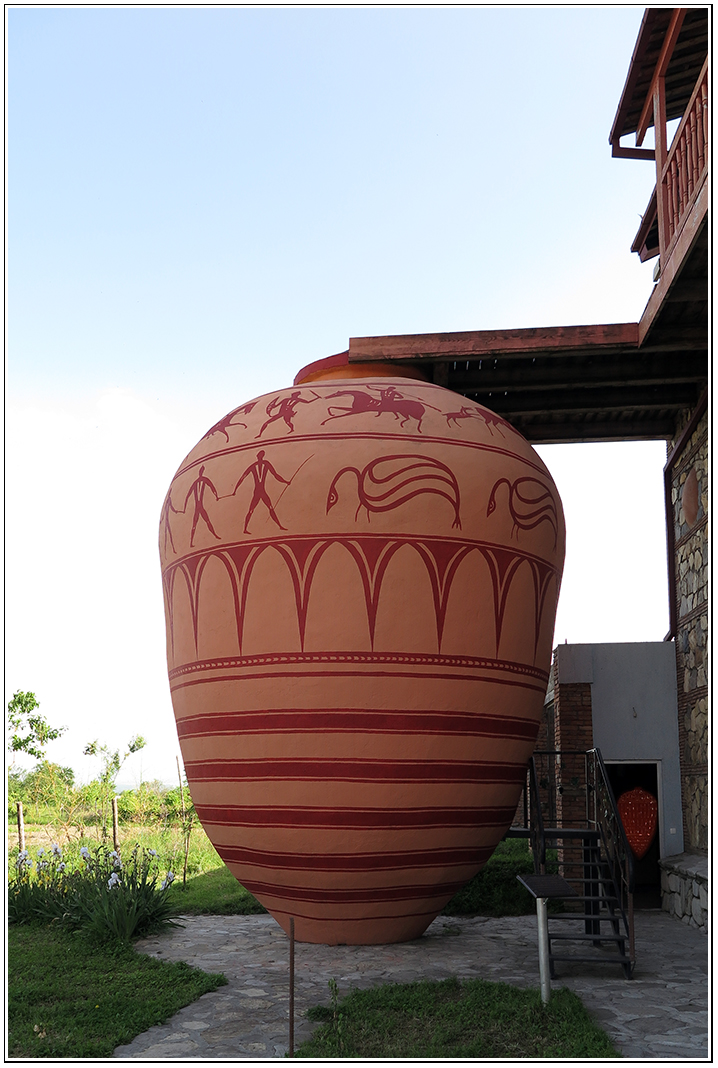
[670,410,708,852]
[659,853,708,934]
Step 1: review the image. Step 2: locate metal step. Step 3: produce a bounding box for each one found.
[547,932,625,942]
[549,954,632,964]
[549,914,626,923]
[542,828,600,840]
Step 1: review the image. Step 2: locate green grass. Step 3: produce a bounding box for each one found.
[7,924,227,1059]
[8,821,222,882]
[442,837,545,916]
[166,864,266,915]
[297,975,621,1059]
[164,838,538,919]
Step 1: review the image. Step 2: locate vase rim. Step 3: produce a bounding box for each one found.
[294,350,430,386]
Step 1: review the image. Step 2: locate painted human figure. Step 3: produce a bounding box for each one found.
[234,450,289,533]
[184,465,221,547]
[160,493,181,555]
[258,391,316,438]
[376,385,402,406]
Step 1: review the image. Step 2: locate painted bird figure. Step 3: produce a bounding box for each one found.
[486,476,558,547]
[327,454,462,528]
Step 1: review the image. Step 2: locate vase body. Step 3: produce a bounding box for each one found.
[159,359,565,944]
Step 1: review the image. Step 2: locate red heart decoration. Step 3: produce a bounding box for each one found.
[618,787,658,860]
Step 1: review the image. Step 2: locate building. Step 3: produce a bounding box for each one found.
[331,7,709,925]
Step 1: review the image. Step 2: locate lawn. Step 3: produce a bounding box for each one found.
[7,924,226,1059]
[166,863,266,915]
[8,830,617,1059]
[296,975,620,1059]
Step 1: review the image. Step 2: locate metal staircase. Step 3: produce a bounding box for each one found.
[513,748,635,978]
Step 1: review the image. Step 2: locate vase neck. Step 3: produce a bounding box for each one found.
[294,351,429,386]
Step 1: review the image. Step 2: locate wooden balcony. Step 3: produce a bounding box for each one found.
[635,57,708,269]
[660,58,708,257]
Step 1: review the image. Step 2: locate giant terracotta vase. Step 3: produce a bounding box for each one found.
[159,352,565,944]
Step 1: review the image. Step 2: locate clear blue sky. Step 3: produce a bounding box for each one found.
[8,6,669,787]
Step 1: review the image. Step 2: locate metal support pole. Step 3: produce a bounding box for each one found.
[536,897,551,1005]
[112,797,120,852]
[17,802,25,853]
[289,917,295,1057]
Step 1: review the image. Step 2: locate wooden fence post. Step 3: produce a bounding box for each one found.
[112,797,120,852]
[17,801,25,853]
[177,755,190,886]
[177,755,186,821]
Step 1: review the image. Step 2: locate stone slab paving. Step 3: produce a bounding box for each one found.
[114,910,708,1060]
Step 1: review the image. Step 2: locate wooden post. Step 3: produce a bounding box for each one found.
[177,755,190,886]
[289,917,295,1057]
[177,755,186,822]
[17,801,25,853]
[112,797,120,852]
[654,77,669,258]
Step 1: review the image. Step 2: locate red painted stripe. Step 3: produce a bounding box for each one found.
[268,904,442,924]
[240,879,467,904]
[216,845,492,871]
[174,431,549,481]
[195,804,515,828]
[169,652,549,683]
[171,669,546,693]
[185,758,526,784]
[176,709,538,740]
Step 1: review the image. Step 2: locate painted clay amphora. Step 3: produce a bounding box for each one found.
[159,353,565,944]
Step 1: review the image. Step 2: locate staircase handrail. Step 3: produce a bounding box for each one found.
[586,748,635,892]
[586,747,635,968]
[528,756,546,873]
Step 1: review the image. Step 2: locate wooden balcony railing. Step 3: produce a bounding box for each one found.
[660,57,708,255]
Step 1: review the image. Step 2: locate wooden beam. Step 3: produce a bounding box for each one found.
[348,323,639,362]
[665,280,708,302]
[636,8,687,146]
[432,363,450,387]
[638,188,708,347]
[516,420,676,444]
[468,383,699,416]
[447,353,707,393]
[611,142,656,161]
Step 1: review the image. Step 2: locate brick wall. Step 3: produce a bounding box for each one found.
[553,677,593,828]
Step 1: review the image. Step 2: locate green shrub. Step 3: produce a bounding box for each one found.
[8,842,179,943]
[7,762,76,823]
[443,838,537,916]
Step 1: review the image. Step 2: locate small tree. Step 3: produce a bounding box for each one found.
[7,691,66,763]
[82,735,146,840]
[7,692,71,830]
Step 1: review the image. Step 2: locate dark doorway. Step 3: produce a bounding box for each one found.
[605,762,661,909]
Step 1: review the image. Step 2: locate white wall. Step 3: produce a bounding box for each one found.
[557,642,684,858]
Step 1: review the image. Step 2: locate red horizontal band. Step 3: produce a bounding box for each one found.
[176,708,538,741]
[218,844,492,871]
[185,757,526,784]
[269,903,442,924]
[240,878,467,904]
[169,652,549,683]
[171,669,546,693]
[195,804,515,828]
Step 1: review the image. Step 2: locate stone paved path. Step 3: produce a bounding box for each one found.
[114,910,708,1060]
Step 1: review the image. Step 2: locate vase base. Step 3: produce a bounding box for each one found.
[270,909,444,945]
